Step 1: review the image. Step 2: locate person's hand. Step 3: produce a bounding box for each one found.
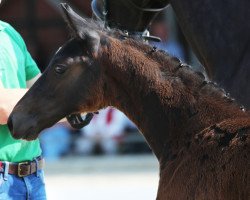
[0,88,28,125]
[0,81,6,124]
[0,74,40,125]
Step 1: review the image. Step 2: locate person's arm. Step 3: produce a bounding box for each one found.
[0,73,41,125]
[26,73,41,88]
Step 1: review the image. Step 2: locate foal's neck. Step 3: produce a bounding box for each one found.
[100,38,247,160]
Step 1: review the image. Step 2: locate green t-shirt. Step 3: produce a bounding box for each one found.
[0,20,42,162]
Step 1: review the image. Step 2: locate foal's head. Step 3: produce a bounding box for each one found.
[8,4,108,140]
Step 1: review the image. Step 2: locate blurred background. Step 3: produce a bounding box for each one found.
[0,0,201,199]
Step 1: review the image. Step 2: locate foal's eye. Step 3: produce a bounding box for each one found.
[55,64,67,74]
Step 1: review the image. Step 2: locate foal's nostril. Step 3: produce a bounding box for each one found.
[7,115,13,133]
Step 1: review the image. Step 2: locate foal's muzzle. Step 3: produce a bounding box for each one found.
[7,113,39,141]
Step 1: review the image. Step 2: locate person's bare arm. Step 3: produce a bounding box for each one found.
[26,73,41,88]
[0,73,41,124]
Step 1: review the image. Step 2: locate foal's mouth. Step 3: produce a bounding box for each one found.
[11,126,38,141]
[23,129,40,141]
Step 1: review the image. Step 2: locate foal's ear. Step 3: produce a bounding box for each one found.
[60,3,100,55]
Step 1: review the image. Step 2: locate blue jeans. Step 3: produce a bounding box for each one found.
[0,170,46,200]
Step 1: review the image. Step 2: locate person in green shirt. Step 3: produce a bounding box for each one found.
[0,13,47,200]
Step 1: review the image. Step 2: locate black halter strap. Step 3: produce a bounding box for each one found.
[92,0,163,42]
[66,113,94,129]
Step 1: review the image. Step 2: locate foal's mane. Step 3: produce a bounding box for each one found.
[123,39,241,107]
[69,17,243,111]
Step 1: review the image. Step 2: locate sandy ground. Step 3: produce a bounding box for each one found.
[44,155,159,200]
